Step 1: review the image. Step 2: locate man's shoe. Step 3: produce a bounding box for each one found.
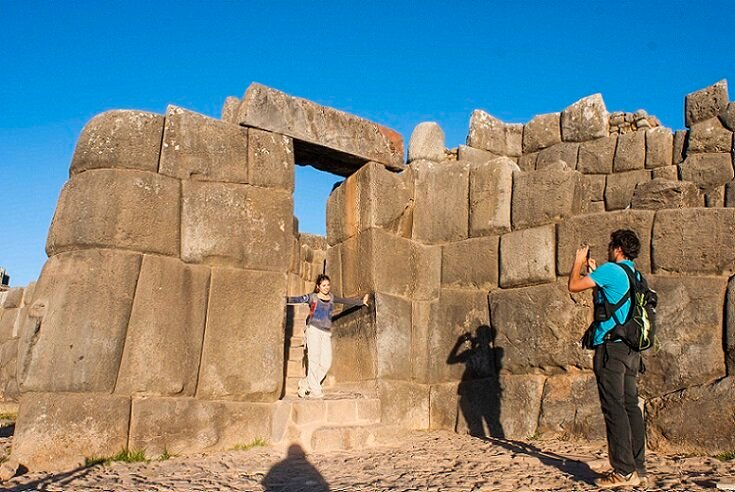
[297,380,309,398]
[594,470,641,488]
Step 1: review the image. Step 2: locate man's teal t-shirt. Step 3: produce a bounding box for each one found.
[588,259,635,346]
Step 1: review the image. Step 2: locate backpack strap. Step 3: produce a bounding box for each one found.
[606,262,637,326]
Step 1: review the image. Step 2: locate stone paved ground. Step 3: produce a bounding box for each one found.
[2,430,734,491]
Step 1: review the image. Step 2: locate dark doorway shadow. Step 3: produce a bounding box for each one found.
[262,444,330,492]
[448,325,504,438]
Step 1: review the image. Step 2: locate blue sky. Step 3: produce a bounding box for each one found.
[1,1,733,286]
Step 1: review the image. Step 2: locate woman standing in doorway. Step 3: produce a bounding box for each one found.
[287,274,369,399]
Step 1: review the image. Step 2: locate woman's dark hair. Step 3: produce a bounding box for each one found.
[313,274,331,293]
[609,229,640,260]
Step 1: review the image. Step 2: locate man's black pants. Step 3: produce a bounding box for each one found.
[593,342,646,475]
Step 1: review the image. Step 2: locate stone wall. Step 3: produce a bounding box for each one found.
[0,283,34,404]
[287,231,327,296]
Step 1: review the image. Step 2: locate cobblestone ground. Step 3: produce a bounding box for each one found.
[3,430,734,491]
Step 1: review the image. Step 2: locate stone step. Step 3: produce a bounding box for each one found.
[288,345,304,361]
[289,336,305,348]
[286,359,306,377]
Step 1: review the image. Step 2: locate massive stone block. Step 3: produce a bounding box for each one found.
[330,300,377,383]
[469,157,515,236]
[511,166,586,229]
[523,112,561,153]
[429,382,459,430]
[12,392,131,472]
[18,250,141,393]
[557,210,654,275]
[586,174,606,202]
[687,118,733,154]
[613,131,646,172]
[647,377,735,454]
[489,281,593,373]
[537,372,604,439]
[247,129,295,191]
[645,128,674,169]
[631,179,700,210]
[535,142,579,170]
[640,275,727,397]
[196,268,286,401]
[181,181,292,271]
[652,165,679,181]
[408,122,446,162]
[577,135,617,174]
[652,208,735,275]
[680,153,735,193]
[467,110,522,157]
[411,159,469,243]
[237,83,404,174]
[378,379,430,430]
[442,236,499,290]
[499,225,556,288]
[70,110,164,175]
[47,170,180,257]
[604,169,649,210]
[560,94,608,142]
[684,79,728,127]
[128,397,273,456]
[115,256,210,397]
[159,106,249,183]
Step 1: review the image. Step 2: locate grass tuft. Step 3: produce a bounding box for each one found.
[0,413,17,421]
[85,448,148,467]
[715,451,735,461]
[158,449,176,461]
[232,437,268,451]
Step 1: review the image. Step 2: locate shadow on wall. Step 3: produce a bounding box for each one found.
[262,444,330,491]
[447,325,505,438]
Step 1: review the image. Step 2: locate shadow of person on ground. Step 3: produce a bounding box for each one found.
[448,325,504,438]
[262,443,330,492]
[4,464,98,492]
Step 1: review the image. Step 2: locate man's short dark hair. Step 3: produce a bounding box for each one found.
[609,229,640,260]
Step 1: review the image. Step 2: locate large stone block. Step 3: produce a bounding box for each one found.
[17,250,141,393]
[535,142,579,170]
[687,117,733,154]
[115,256,210,396]
[330,300,377,383]
[613,131,646,172]
[523,112,561,153]
[647,377,735,454]
[557,210,654,275]
[489,281,593,373]
[128,397,273,456]
[511,166,586,229]
[1,287,23,309]
[182,181,293,271]
[442,236,499,290]
[378,379,430,430]
[631,179,701,210]
[159,106,249,183]
[499,225,556,288]
[726,276,735,374]
[645,127,674,169]
[518,152,538,172]
[673,130,688,165]
[537,372,604,439]
[577,135,617,174]
[679,153,734,193]
[237,83,404,174]
[467,110,522,157]
[604,169,649,210]
[411,160,469,243]
[220,96,240,123]
[640,275,727,397]
[70,110,164,175]
[469,157,515,236]
[651,165,679,181]
[652,208,735,275]
[408,122,446,162]
[685,79,728,127]
[47,170,180,257]
[560,94,608,142]
[457,144,503,164]
[247,129,295,191]
[196,268,286,401]
[586,174,606,201]
[12,392,131,472]
[429,382,459,430]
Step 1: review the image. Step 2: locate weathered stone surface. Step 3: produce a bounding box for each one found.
[560,94,608,142]
[379,379,429,430]
[469,157,515,236]
[47,170,180,257]
[411,160,469,243]
[647,376,735,454]
[128,397,273,456]
[197,268,286,401]
[457,144,502,164]
[237,83,404,174]
[726,276,735,374]
[182,181,292,271]
[442,236,499,290]
[0,308,19,341]
[577,135,617,174]
[70,110,163,175]
[467,110,522,157]
[373,293,413,380]
[679,153,734,193]
[429,382,459,430]
[499,225,555,288]
[517,152,538,172]
[687,117,733,153]
[652,165,679,180]
[408,122,446,162]
[587,201,605,213]
[557,210,654,275]
[685,79,728,127]
[247,129,294,191]
[672,130,688,165]
[1,288,23,309]
[538,372,604,439]
[330,299,376,383]
[511,167,586,229]
[221,96,240,123]
[720,102,735,131]
[18,250,141,393]
[604,169,649,210]
[489,281,593,373]
[631,178,701,210]
[523,113,561,153]
[586,174,606,201]
[327,162,413,246]
[653,208,735,276]
[115,256,210,397]
[535,142,579,170]
[12,392,131,471]
[613,131,646,172]
[705,186,726,207]
[645,127,674,169]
